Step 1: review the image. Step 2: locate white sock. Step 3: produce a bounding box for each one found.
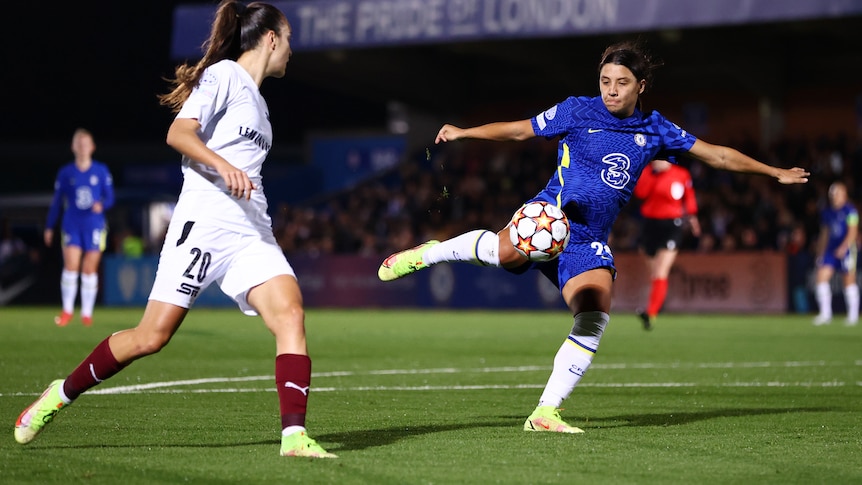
[844,284,859,322]
[423,230,500,266]
[537,311,609,408]
[282,425,306,436]
[57,380,73,405]
[61,269,79,314]
[816,282,832,319]
[80,273,98,318]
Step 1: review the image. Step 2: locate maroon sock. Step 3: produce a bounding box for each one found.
[63,337,127,401]
[276,353,311,429]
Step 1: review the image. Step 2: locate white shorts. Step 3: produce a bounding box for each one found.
[148,220,295,315]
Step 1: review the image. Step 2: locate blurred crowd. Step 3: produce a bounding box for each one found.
[4,130,858,312]
[269,132,861,263]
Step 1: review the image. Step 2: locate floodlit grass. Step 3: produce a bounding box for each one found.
[1,307,860,484]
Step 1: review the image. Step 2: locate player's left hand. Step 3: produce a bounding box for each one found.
[775,167,809,184]
[92,201,103,214]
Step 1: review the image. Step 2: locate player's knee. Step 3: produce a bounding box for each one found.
[497,233,527,267]
[503,261,532,274]
[133,330,173,356]
[268,300,305,329]
[569,286,611,314]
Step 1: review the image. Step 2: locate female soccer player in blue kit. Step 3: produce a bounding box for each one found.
[813,181,859,326]
[16,0,334,458]
[45,128,114,327]
[379,40,810,433]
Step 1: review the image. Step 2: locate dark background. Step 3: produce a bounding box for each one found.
[3,1,862,189]
[2,1,860,310]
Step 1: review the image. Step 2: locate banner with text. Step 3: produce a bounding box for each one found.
[104,251,786,313]
[611,252,787,313]
[102,254,567,309]
[171,0,862,58]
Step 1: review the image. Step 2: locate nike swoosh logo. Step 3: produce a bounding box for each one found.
[588,128,602,133]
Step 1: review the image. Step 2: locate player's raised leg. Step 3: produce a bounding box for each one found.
[378,229,508,281]
[377,240,441,281]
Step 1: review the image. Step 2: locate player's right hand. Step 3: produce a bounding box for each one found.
[435,124,464,144]
[219,164,255,200]
[775,167,809,185]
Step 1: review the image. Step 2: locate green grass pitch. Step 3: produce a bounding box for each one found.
[1,307,860,484]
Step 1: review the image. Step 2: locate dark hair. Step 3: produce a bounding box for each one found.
[159,0,287,112]
[598,40,663,93]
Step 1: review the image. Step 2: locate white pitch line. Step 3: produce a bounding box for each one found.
[89,360,847,394]
[43,381,857,396]
[93,375,273,392]
[2,381,857,397]
[314,360,842,377]
[1,360,858,397]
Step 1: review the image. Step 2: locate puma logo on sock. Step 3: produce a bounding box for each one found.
[284,382,309,396]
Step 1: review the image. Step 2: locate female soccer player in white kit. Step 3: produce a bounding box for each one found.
[14,0,335,458]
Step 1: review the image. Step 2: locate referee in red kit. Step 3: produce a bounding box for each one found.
[633,159,700,330]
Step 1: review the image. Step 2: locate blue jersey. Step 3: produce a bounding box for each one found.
[525,96,696,289]
[817,202,858,272]
[530,96,696,242]
[821,202,858,254]
[46,161,115,234]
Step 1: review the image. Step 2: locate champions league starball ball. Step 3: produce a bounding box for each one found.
[508,201,570,262]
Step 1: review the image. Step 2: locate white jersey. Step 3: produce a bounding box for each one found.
[149,59,294,314]
[174,59,274,235]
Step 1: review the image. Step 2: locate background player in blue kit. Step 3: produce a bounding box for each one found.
[378,40,810,433]
[45,128,114,327]
[813,181,859,326]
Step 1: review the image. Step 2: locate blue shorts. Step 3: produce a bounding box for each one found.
[508,223,616,291]
[819,245,857,273]
[61,220,107,252]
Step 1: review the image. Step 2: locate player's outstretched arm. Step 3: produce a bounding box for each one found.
[689,139,809,184]
[773,166,810,185]
[435,120,535,144]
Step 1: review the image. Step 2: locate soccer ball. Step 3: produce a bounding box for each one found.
[508,201,570,262]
